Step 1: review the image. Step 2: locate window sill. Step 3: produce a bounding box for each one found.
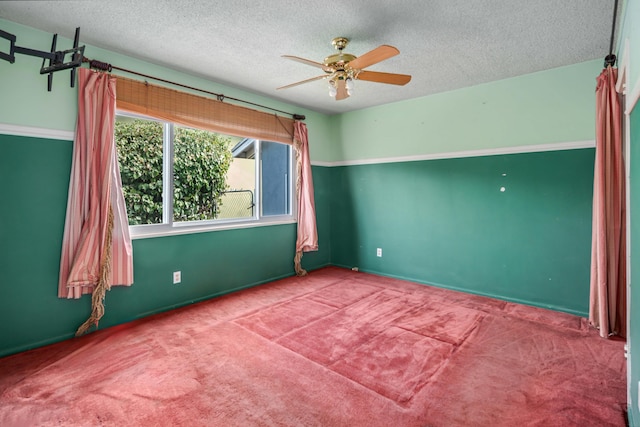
[129,216,296,240]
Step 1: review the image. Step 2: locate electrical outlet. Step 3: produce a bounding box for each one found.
[376,248,382,257]
[173,271,181,284]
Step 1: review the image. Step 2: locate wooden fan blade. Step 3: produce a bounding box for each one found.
[335,79,349,101]
[277,75,326,90]
[348,45,399,70]
[282,55,334,72]
[357,70,412,86]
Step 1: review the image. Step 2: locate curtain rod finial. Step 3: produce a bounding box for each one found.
[293,114,305,121]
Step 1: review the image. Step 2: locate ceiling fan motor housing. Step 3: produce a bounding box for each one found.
[323,53,356,71]
[324,37,355,72]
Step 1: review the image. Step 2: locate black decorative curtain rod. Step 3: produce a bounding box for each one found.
[604,0,619,67]
[82,57,306,121]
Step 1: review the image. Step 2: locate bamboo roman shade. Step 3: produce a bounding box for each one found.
[115,76,294,144]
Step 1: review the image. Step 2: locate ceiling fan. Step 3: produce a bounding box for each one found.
[277,37,411,101]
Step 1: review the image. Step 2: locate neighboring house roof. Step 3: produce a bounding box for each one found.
[231,138,256,159]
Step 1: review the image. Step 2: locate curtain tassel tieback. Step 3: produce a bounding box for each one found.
[75,206,114,336]
[294,251,308,277]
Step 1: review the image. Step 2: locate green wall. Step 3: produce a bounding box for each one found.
[330,149,595,315]
[618,0,640,88]
[628,106,640,426]
[331,60,599,162]
[617,1,640,422]
[326,43,600,318]
[0,134,331,356]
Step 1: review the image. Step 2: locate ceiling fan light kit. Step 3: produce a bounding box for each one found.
[278,37,411,101]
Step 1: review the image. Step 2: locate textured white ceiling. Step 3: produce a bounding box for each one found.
[0,0,618,115]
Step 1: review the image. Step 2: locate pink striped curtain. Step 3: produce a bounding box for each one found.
[589,65,626,338]
[59,68,133,334]
[293,121,318,276]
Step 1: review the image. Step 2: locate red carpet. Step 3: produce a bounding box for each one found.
[0,267,627,426]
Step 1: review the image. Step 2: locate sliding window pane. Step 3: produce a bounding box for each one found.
[115,116,164,225]
[261,141,291,216]
[219,138,256,219]
[173,126,233,222]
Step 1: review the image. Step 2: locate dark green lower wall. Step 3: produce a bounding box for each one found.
[330,148,595,316]
[299,164,332,268]
[0,132,596,357]
[0,134,330,357]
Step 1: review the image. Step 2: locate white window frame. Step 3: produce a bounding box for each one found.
[116,112,296,239]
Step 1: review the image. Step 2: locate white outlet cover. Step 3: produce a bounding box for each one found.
[376,248,382,257]
[173,271,181,284]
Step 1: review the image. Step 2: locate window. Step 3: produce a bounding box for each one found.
[115,114,294,238]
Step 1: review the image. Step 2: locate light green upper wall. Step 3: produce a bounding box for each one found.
[331,60,600,162]
[0,19,337,163]
[0,20,75,131]
[1,18,602,164]
[618,0,640,90]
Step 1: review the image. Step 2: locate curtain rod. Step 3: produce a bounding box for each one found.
[81,57,306,121]
[604,0,619,67]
